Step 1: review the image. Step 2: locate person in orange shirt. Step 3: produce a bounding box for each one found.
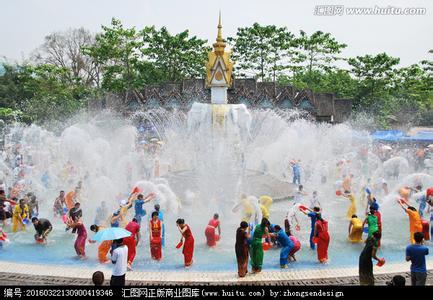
[342,174,354,193]
[65,190,75,211]
[398,200,423,244]
[89,224,112,263]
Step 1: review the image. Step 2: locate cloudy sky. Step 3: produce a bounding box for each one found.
[1,0,432,67]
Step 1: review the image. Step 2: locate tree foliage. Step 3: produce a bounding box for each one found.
[0,63,90,124]
[0,19,432,127]
[227,23,295,81]
[141,26,210,82]
[280,69,357,99]
[348,53,400,110]
[346,52,433,126]
[82,18,155,92]
[293,30,347,74]
[82,18,210,92]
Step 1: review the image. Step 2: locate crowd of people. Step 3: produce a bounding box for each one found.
[228,155,432,286]
[0,129,433,286]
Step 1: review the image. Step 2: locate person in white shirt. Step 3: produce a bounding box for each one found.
[309,191,321,209]
[285,203,301,234]
[294,185,307,204]
[110,238,128,286]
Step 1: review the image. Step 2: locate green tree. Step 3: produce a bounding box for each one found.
[21,64,90,123]
[393,64,433,111]
[421,49,433,75]
[348,53,400,111]
[0,64,32,110]
[0,108,27,123]
[280,69,356,99]
[293,30,347,76]
[83,18,162,92]
[141,27,210,82]
[227,23,295,81]
[0,63,90,124]
[421,49,433,105]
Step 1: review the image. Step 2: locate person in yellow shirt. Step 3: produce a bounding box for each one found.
[119,200,130,228]
[398,200,422,244]
[111,193,137,228]
[232,194,253,223]
[260,196,273,209]
[12,199,29,232]
[348,214,363,243]
[340,191,357,219]
[260,203,269,221]
[259,196,272,220]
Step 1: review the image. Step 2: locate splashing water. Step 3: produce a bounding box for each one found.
[0,107,431,271]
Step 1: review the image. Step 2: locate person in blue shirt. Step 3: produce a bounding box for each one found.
[406,232,429,286]
[41,171,50,189]
[291,160,301,186]
[270,225,294,268]
[301,206,320,250]
[133,194,153,224]
[111,210,121,228]
[415,192,427,218]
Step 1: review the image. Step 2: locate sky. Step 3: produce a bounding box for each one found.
[1,0,432,68]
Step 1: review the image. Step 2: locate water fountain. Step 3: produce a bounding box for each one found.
[0,15,431,282]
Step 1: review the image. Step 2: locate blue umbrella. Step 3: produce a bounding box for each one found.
[92,227,131,242]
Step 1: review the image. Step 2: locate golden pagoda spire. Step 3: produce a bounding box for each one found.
[217,10,223,42]
[206,11,233,89]
[213,11,226,56]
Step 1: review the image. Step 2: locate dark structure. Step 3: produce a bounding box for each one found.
[90,78,352,123]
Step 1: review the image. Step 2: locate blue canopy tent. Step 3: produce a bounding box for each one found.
[402,131,433,143]
[371,130,406,142]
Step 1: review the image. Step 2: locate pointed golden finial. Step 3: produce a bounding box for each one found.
[217,10,223,42]
[213,10,226,55]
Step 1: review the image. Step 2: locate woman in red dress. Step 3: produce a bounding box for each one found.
[204,213,221,247]
[176,218,194,267]
[123,218,140,270]
[70,217,87,259]
[150,212,163,261]
[313,213,330,263]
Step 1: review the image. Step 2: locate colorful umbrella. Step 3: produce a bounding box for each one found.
[92,227,131,242]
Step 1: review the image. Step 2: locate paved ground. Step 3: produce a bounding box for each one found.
[0,261,432,286]
[1,270,433,286]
